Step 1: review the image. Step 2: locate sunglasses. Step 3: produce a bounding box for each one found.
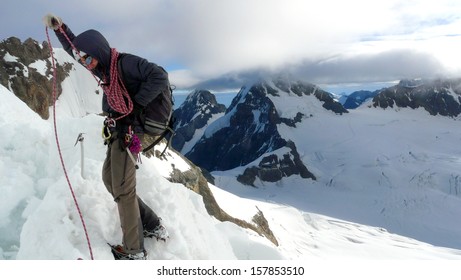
[72,49,93,66]
[82,54,93,66]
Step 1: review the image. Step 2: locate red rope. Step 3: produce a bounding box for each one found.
[101,48,133,119]
[46,27,94,260]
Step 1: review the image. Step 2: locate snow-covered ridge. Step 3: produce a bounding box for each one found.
[372,78,461,117]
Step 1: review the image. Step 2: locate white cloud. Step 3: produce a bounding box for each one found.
[3,0,461,88]
[106,0,461,82]
[168,69,202,89]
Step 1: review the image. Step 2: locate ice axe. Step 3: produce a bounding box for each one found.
[74,133,85,178]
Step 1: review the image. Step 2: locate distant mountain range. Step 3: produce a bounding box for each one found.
[341,90,380,109]
[173,77,461,182]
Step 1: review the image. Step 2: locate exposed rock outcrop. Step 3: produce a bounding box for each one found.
[372,79,461,117]
[0,37,71,119]
[237,141,316,186]
[168,151,279,246]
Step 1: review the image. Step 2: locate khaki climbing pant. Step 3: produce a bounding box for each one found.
[102,132,144,254]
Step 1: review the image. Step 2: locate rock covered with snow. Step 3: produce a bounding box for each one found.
[342,90,380,109]
[183,78,344,184]
[372,78,461,116]
[172,89,226,153]
[0,37,73,119]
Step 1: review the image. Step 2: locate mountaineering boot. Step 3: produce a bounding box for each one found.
[144,224,169,242]
[109,244,147,260]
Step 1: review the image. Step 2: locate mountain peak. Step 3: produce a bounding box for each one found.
[373,78,461,117]
[173,89,226,153]
[179,78,335,183]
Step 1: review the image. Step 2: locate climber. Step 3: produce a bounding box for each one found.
[43,14,169,260]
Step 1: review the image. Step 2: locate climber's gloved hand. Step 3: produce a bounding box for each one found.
[43,14,63,30]
[132,102,145,117]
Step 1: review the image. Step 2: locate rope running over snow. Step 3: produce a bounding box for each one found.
[46,26,94,260]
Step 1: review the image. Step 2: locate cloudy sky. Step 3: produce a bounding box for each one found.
[2,0,461,93]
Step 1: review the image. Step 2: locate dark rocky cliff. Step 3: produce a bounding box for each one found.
[372,79,461,117]
[0,37,71,119]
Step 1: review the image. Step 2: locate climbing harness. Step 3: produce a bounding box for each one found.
[46,26,94,260]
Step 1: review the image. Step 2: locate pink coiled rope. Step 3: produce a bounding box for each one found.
[101,48,133,119]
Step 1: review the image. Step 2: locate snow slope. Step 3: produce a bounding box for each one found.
[1,48,461,261]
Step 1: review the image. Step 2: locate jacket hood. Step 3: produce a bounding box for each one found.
[73,29,111,71]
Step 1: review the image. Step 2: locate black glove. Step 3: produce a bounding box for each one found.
[132,102,144,116]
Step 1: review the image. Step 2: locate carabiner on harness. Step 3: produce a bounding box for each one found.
[104,118,116,128]
[102,126,112,141]
[102,118,116,143]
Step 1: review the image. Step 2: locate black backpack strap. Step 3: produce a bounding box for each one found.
[142,125,175,156]
[142,130,168,154]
